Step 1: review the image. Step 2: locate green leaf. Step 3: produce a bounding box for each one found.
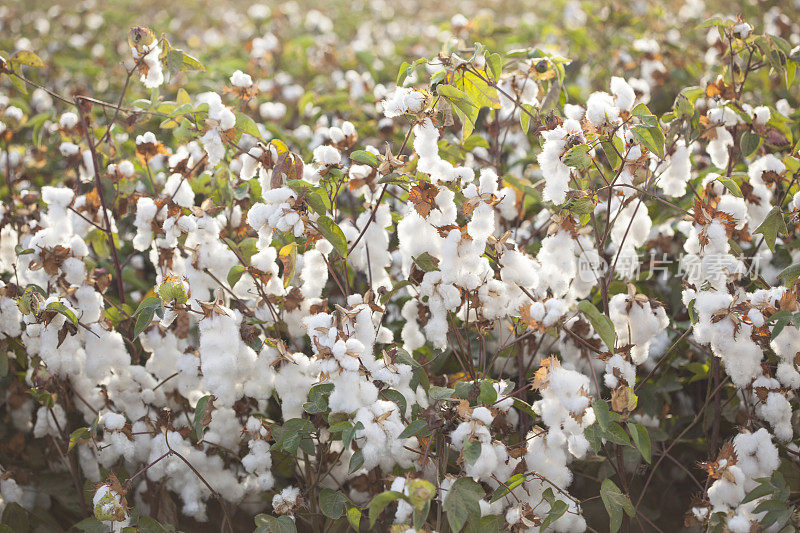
[413,252,440,272]
[490,473,525,503]
[398,419,429,439]
[180,52,205,71]
[753,207,787,253]
[68,427,91,452]
[600,479,635,533]
[136,517,169,533]
[603,422,631,446]
[342,421,363,449]
[235,113,261,140]
[628,422,651,463]
[429,386,455,400]
[133,306,155,338]
[274,418,315,455]
[673,93,695,118]
[133,296,162,316]
[12,50,44,67]
[396,61,411,86]
[512,397,537,418]
[316,216,348,257]
[540,499,568,530]
[382,388,407,416]
[438,84,479,139]
[166,49,184,78]
[348,449,364,474]
[776,263,800,285]
[520,104,534,134]
[487,53,502,80]
[368,491,405,527]
[742,480,776,504]
[562,143,593,171]
[631,124,665,159]
[227,264,246,288]
[303,383,334,414]
[350,150,379,167]
[73,517,105,533]
[716,176,743,197]
[346,505,361,531]
[577,300,616,351]
[254,514,296,533]
[458,69,501,110]
[463,440,481,465]
[443,477,484,532]
[602,137,624,169]
[593,399,611,430]
[192,395,213,442]
[319,488,348,519]
[740,130,760,158]
[478,380,497,405]
[45,301,78,327]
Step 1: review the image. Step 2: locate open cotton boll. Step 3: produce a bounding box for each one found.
[585,91,619,126]
[382,87,428,118]
[657,140,691,197]
[708,464,746,511]
[610,76,636,111]
[609,294,669,365]
[537,125,574,204]
[412,118,474,184]
[230,70,253,88]
[313,144,340,166]
[732,429,779,490]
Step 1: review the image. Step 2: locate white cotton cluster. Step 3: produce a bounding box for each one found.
[608,199,652,280]
[197,92,236,165]
[353,400,419,471]
[657,139,691,197]
[312,144,341,166]
[609,293,668,364]
[706,429,779,531]
[450,405,517,482]
[413,118,474,184]
[272,486,301,516]
[705,105,740,169]
[583,78,636,129]
[198,307,266,407]
[382,87,429,118]
[751,376,793,441]
[130,40,163,89]
[688,290,764,387]
[505,361,591,531]
[247,187,305,243]
[342,203,393,291]
[241,419,275,491]
[537,119,582,204]
[230,69,253,88]
[535,229,602,299]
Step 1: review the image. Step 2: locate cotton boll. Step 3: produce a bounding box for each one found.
[609,294,669,365]
[610,77,636,111]
[230,70,253,88]
[733,429,779,490]
[585,91,619,126]
[657,140,691,197]
[708,465,746,511]
[382,87,429,117]
[163,173,195,208]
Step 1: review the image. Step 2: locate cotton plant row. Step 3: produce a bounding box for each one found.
[0,9,799,533]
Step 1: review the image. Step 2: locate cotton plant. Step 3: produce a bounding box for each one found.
[0,8,799,533]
